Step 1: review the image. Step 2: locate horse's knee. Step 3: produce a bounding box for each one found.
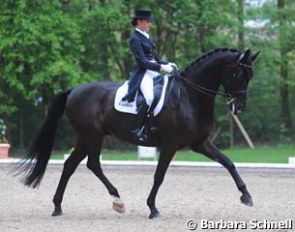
[63,159,76,175]
[87,159,103,175]
[86,160,96,171]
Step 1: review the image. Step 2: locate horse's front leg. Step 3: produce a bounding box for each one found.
[190,139,253,206]
[147,147,176,219]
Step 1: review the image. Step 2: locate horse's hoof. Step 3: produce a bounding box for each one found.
[240,194,254,206]
[149,209,160,219]
[112,202,126,214]
[52,210,63,216]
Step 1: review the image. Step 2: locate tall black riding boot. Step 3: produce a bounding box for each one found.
[132,104,149,142]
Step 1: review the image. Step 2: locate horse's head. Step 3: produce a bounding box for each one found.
[220,49,260,115]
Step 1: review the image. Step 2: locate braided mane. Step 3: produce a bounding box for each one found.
[181,48,240,77]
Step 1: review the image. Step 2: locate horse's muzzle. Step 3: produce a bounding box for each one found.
[227,98,244,115]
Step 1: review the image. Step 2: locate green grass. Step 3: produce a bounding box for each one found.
[175,145,294,163]
[51,145,295,164]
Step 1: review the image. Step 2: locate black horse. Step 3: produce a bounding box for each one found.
[15,48,259,219]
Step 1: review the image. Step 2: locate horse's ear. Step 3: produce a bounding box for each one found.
[251,51,261,63]
[243,48,251,60]
[237,48,251,64]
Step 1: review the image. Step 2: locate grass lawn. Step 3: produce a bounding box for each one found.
[51,145,295,164]
[175,145,294,163]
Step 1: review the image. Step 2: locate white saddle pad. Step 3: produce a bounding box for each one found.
[114,75,169,116]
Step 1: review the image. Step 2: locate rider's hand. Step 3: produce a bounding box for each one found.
[160,64,174,74]
[169,62,178,70]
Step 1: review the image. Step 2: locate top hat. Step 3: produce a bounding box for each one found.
[133,9,153,20]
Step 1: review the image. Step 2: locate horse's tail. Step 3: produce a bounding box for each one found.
[15,89,72,188]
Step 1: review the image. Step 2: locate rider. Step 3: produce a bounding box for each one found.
[122,8,177,141]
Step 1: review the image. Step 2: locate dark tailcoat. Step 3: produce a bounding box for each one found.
[122,30,167,102]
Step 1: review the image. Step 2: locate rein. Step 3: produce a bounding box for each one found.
[176,62,252,100]
[177,73,235,105]
[176,72,229,98]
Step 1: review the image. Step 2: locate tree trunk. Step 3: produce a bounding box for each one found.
[19,108,24,148]
[237,0,244,50]
[164,7,177,61]
[195,1,210,53]
[278,0,292,133]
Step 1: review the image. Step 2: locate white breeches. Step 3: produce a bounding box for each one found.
[140,70,159,106]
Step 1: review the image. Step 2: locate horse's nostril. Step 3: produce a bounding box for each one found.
[236,104,244,114]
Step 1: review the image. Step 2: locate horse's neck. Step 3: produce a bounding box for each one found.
[185,64,221,113]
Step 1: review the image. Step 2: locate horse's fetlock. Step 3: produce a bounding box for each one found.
[239,184,247,192]
[147,199,154,207]
[110,188,120,198]
[53,197,61,205]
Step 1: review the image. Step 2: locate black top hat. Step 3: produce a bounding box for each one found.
[133,9,153,20]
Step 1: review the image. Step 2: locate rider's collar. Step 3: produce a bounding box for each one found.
[135,28,150,39]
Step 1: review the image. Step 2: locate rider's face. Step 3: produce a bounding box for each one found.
[137,19,152,32]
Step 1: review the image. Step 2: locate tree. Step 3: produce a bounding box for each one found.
[0,0,85,146]
[242,0,295,142]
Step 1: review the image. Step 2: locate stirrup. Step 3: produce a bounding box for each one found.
[132,127,148,142]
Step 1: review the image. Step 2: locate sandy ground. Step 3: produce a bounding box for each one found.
[0,164,294,232]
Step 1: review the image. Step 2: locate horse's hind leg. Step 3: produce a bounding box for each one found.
[52,137,87,216]
[190,139,253,206]
[85,136,125,214]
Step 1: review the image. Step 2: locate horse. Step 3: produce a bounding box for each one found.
[15,47,260,219]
